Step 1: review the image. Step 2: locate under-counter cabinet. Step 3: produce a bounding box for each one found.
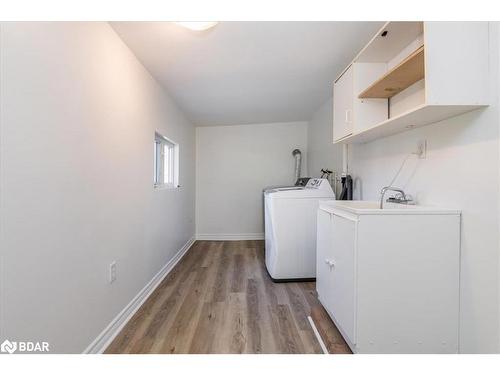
[316,201,461,353]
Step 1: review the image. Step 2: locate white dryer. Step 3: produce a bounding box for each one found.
[264,178,335,281]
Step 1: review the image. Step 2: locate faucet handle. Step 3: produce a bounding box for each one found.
[386,193,415,205]
[405,194,415,204]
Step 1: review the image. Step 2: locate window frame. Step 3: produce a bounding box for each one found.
[154,132,179,190]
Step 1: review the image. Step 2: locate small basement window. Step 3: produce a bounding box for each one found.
[154,132,179,189]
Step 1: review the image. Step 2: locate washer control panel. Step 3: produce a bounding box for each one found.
[305,178,325,188]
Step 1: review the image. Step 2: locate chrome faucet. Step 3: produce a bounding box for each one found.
[379,186,413,209]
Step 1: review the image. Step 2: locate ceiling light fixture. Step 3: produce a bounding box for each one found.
[173,22,218,31]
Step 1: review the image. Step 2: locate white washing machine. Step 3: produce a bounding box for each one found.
[264,178,335,281]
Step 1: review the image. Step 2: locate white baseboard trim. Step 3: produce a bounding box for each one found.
[196,233,264,241]
[83,236,196,354]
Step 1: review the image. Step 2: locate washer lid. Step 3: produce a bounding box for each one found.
[267,189,335,199]
[263,186,303,193]
[265,178,334,199]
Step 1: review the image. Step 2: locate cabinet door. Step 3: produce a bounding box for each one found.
[333,65,354,141]
[329,213,356,344]
[352,63,388,133]
[316,209,333,308]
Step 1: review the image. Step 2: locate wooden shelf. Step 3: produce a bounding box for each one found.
[358,46,425,99]
[334,104,486,144]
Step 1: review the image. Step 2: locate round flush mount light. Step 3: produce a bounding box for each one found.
[173,22,218,31]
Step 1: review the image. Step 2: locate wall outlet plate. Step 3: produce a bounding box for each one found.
[109,261,117,284]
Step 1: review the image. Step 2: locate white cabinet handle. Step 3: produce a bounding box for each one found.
[345,109,352,124]
[324,259,336,269]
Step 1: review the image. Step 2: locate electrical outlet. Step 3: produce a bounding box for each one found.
[416,140,427,159]
[109,261,117,284]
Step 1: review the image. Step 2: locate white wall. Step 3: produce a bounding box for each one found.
[0,23,196,353]
[196,122,308,239]
[322,24,498,353]
[307,97,343,178]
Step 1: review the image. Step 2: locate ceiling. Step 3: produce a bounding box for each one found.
[111,22,383,126]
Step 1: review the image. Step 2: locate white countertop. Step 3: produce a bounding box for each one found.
[319,200,461,215]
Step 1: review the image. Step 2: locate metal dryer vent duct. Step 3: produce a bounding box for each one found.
[292,149,302,182]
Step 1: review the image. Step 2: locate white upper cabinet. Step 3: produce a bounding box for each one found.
[424,22,489,106]
[352,63,388,133]
[333,21,490,144]
[333,63,388,142]
[333,65,354,141]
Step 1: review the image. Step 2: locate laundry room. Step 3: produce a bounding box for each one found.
[1,6,500,372]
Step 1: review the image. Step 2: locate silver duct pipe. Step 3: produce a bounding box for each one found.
[292,149,302,182]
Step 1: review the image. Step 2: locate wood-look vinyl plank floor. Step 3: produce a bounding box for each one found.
[105,240,351,354]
